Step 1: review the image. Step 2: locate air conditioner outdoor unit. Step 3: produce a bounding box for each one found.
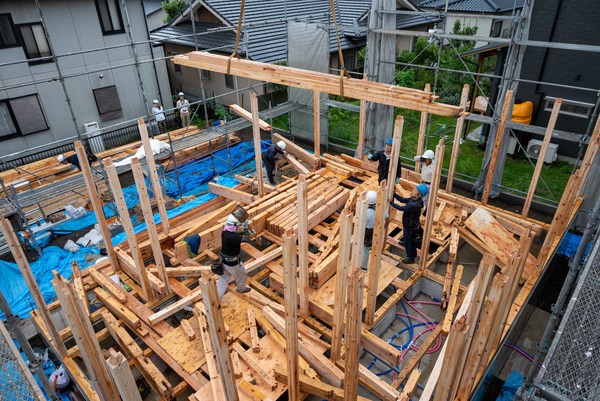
[526,139,558,164]
[83,121,105,154]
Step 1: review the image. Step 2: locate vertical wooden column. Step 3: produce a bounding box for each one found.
[521,99,562,217]
[250,93,265,196]
[138,119,170,234]
[357,98,367,160]
[131,157,170,295]
[415,83,431,173]
[0,213,67,358]
[481,90,513,205]
[104,158,155,303]
[330,211,353,362]
[343,266,365,401]
[419,140,445,271]
[283,232,299,401]
[71,261,89,316]
[313,91,321,156]
[106,350,144,401]
[364,182,387,326]
[196,309,226,400]
[297,175,309,317]
[198,272,239,401]
[74,141,118,268]
[385,116,404,203]
[52,275,119,401]
[446,84,470,193]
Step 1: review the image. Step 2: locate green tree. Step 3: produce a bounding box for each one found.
[162,0,186,24]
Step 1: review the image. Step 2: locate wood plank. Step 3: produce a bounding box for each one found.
[196,311,226,401]
[272,133,320,168]
[297,175,309,318]
[247,309,261,353]
[386,116,403,202]
[94,288,141,329]
[209,182,256,204]
[274,369,372,401]
[106,350,144,401]
[314,91,321,156]
[230,104,272,131]
[399,369,421,401]
[415,83,431,173]
[251,94,265,197]
[344,267,365,401]
[446,84,469,192]
[365,183,387,326]
[147,287,203,325]
[180,319,196,341]
[233,343,278,390]
[239,380,274,401]
[283,232,300,400]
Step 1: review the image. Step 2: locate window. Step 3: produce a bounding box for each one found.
[342,51,355,71]
[225,74,234,89]
[95,0,124,35]
[0,14,19,48]
[18,23,51,60]
[544,97,594,119]
[93,86,123,121]
[201,69,211,80]
[490,20,502,38]
[0,95,48,139]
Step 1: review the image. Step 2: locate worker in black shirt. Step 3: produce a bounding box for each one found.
[217,214,251,299]
[57,152,98,171]
[389,184,428,264]
[262,141,287,185]
[368,137,402,183]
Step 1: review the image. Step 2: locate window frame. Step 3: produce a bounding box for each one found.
[225,74,235,89]
[0,94,49,140]
[544,96,594,119]
[93,85,124,121]
[15,22,52,63]
[490,20,502,38]
[94,0,125,35]
[0,13,20,49]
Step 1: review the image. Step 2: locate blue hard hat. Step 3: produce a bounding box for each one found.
[416,184,429,197]
[386,138,393,146]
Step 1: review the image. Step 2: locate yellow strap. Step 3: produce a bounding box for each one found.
[329,0,350,97]
[227,0,245,74]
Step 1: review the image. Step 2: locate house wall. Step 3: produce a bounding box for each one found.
[0,0,170,158]
[146,9,167,31]
[441,12,514,47]
[395,25,429,54]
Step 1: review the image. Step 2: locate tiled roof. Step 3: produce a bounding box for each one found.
[418,0,524,13]
[143,0,164,15]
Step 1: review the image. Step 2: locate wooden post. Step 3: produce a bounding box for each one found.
[131,157,170,295]
[283,232,299,401]
[521,98,562,217]
[446,84,469,192]
[251,93,265,196]
[71,261,89,316]
[196,309,226,401]
[74,141,118,268]
[357,98,367,160]
[52,275,119,401]
[314,91,321,156]
[415,83,431,173]
[297,175,309,317]
[0,213,67,358]
[344,266,365,401]
[198,272,239,401]
[104,158,155,302]
[481,90,513,205]
[419,140,445,270]
[138,119,170,234]
[386,116,404,203]
[106,350,143,401]
[365,182,387,326]
[330,211,353,361]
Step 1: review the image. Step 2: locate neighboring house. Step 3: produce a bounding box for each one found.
[0,0,171,158]
[144,0,168,31]
[419,0,524,46]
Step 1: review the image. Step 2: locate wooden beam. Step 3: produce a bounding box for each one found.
[251,93,265,196]
[209,182,256,204]
[198,272,239,400]
[230,104,272,131]
[106,350,144,401]
[196,310,226,401]
[147,287,203,325]
[272,133,320,168]
[283,231,300,400]
[239,380,274,401]
[314,91,321,156]
[446,84,469,192]
[94,288,141,329]
[481,90,513,205]
[180,319,196,340]
[0,213,67,358]
[521,98,562,217]
[247,309,261,352]
[343,267,365,401]
[234,174,276,193]
[357,94,367,160]
[74,141,118,268]
[297,175,310,318]
[138,119,170,234]
[131,158,170,294]
[386,116,404,203]
[175,52,461,116]
[245,246,283,274]
[365,182,387,326]
[232,343,278,390]
[104,158,155,302]
[284,153,311,175]
[399,369,421,401]
[274,368,372,401]
[71,261,89,316]
[442,264,464,334]
[415,83,431,173]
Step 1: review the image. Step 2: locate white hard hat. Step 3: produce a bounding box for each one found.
[276,141,286,150]
[178,92,184,96]
[366,190,377,205]
[153,99,159,104]
[226,214,240,225]
[421,149,435,159]
[57,154,65,163]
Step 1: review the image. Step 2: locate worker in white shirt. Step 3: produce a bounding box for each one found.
[152,99,167,134]
[361,190,378,270]
[413,149,434,215]
[176,92,191,127]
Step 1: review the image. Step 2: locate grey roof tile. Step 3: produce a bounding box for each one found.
[418,0,524,13]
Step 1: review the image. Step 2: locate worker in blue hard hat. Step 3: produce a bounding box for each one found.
[389,184,428,264]
[368,137,402,183]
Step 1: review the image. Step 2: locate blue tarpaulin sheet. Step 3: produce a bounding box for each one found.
[557,232,591,258]
[495,370,524,401]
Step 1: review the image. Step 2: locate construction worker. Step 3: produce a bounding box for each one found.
[413,149,435,193]
[361,190,378,270]
[368,138,402,183]
[389,184,428,264]
[152,99,167,134]
[57,152,98,171]
[217,214,251,299]
[262,141,286,185]
[176,92,191,127]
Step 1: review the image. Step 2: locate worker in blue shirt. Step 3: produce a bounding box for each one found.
[389,184,428,264]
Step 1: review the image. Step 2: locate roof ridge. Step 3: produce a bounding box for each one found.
[484,0,501,12]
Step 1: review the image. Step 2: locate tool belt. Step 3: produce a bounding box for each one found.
[219,252,240,266]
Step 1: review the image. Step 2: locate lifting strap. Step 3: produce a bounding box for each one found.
[329,0,351,97]
[227,0,245,74]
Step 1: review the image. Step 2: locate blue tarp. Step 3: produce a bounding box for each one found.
[557,232,591,258]
[0,246,100,319]
[495,371,524,401]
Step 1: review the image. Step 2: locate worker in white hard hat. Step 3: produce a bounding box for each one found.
[216,214,251,299]
[262,140,287,185]
[176,92,191,128]
[57,151,98,171]
[413,149,435,206]
[151,99,167,134]
[361,190,378,270]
